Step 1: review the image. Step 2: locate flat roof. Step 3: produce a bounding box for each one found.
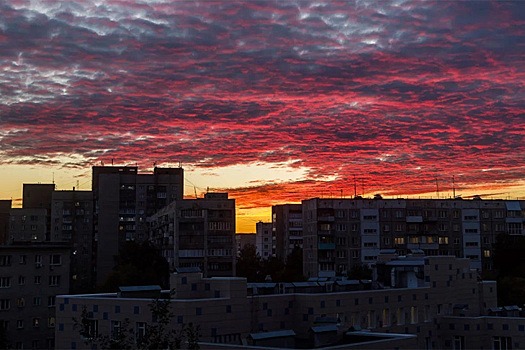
[249,330,296,340]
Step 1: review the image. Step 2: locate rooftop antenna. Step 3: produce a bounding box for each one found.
[194,186,198,199]
[179,161,182,168]
[452,175,456,198]
[353,175,357,198]
[52,172,55,185]
[111,158,114,166]
[435,177,440,199]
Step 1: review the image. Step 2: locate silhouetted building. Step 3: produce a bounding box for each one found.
[0,200,11,244]
[92,166,183,285]
[0,242,70,349]
[272,204,303,261]
[148,192,236,277]
[22,184,55,241]
[50,190,94,293]
[8,208,47,242]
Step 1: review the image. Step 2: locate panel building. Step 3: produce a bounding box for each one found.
[255,221,274,259]
[148,192,236,277]
[0,243,70,349]
[92,166,184,284]
[22,184,55,242]
[50,190,94,293]
[302,198,525,278]
[0,200,11,245]
[7,208,47,243]
[272,204,303,261]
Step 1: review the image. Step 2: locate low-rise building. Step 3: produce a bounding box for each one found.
[55,255,525,349]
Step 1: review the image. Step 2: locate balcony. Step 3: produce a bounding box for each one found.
[318,243,336,250]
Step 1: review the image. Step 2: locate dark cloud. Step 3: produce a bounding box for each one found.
[0,0,524,209]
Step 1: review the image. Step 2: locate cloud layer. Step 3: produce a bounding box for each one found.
[1,0,524,209]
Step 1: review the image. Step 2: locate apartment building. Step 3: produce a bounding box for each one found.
[8,208,47,242]
[92,166,184,284]
[50,190,94,293]
[0,243,70,349]
[55,255,525,350]
[302,198,525,278]
[272,204,303,261]
[23,184,55,242]
[255,221,274,259]
[148,192,236,277]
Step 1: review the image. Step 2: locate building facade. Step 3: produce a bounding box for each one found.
[50,190,94,293]
[255,221,274,259]
[22,184,55,242]
[0,243,70,349]
[7,208,48,243]
[55,255,525,350]
[272,204,303,261]
[148,192,236,277]
[92,166,184,284]
[302,198,525,278]
[0,200,11,245]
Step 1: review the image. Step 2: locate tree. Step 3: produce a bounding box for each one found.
[348,263,372,280]
[236,244,262,282]
[261,256,285,282]
[280,246,305,282]
[99,241,170,292]
[492,234,525,305]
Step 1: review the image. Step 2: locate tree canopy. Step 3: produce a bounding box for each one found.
[98,241,170,292]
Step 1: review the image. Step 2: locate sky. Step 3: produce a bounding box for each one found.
[0,0,524,232]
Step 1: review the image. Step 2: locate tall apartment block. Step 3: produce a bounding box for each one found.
[50,190,94,293]
[148,193,236,277]
[22,184,55,241]
[255,221,274,259]
[302,198,525,278]
[92,166,183,285]
[0,243,70,349]
[272,204,303,261]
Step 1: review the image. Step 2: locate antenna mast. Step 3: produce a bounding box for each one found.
[353,175,357,198]
[452,175,456,198]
